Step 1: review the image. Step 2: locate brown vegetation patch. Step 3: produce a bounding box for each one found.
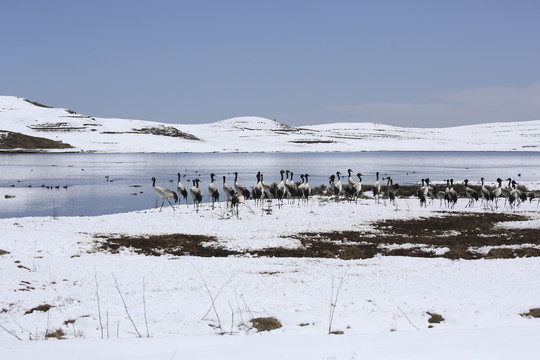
[521,308,540,318]
[0,131,72,150]
[95,233,237,257]
[45,329,66,339]
[27,122,87,132]
[24,304,55,315]
[427,312,445,323]
[95,213,538,261]
[132,126,201,140]
[23,99,52,108]
[289,140,337,144]
[252,212,538,260]
[0,249,9,255]
[250,317,282,332]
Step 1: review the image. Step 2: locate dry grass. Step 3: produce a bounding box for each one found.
[94,213,539,260]
[24,304,54,315]
[427,312,445,323]
[250,317,282,332]
[23,99,52,108]
[45,329,66,340]
[521,308,540,318]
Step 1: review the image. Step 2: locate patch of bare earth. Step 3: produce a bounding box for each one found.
[94,233,236,257]
[94,213,539,260]
[0,131,73,150]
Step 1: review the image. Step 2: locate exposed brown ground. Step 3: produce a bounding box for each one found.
[0,131,73,150]
[94,212,539,260]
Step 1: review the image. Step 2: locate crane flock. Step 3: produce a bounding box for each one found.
[151,170,539,214]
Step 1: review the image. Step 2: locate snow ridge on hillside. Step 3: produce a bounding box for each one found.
[1,96,539,152]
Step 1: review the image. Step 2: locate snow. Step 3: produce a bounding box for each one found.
[2,96,540,152]
[2,95,540,358]
[1,196,540,359]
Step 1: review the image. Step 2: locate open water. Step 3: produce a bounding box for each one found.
[1,152,539,218]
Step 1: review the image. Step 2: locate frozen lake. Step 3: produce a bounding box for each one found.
[1,152,539,218]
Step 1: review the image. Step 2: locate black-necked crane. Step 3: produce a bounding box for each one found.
[252,172,264,206]
[190,178,203,212]
[329,174,337,200]
[335,172,343,197]
[177,173,188,205]
[151,177,178,212]
[231,192,244,217]
[447,179,458,208]
[260,173,272,199]
[434,185,447,208]
[373,172,381,204]
[329,172,343,201]
[492,178,510,208]
[297,174,306,203]
[234,172,250,200]
[384,177,399,205]
[285,170,298,201]
[508,179,518,209]
[418,178,428,207]
[303,173,312,203]
[463,179,479,208]
[230,191,254,218]
[345,169,362,202]
[480,177,491,209]
[222,175,235,206]
[443,179,453,208]
[510,180,528,207]
[276,170,287,207]
[208,173,220,210]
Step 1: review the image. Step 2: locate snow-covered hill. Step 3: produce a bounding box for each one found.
[1,96,539,152]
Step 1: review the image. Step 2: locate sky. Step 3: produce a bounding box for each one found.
[2,0,540,128]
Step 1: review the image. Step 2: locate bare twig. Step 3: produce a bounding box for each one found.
[191,264,223,332]
[0,323,22,341]
[112,273,141,337]
[191,263,237,321]
[191,263,237,334]
[45,311,50,339]
[397,306,420,330]
[228,301,234,335]
[94,268,104,339]
[328,269,348,334]
[234,289,246,325]
[143,276,150,338]
[32,238,37,272]
[240,294,255,320]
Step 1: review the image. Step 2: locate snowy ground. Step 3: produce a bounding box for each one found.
[1,196,540,359]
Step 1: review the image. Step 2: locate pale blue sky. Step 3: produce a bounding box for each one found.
[2,0,540,127]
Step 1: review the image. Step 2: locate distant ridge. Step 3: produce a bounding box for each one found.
[1,96,539,153]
